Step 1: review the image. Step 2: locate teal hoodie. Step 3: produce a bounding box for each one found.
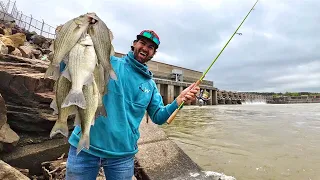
[68,51,179,158]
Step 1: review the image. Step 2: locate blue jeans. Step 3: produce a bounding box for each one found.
[66,145,134,180]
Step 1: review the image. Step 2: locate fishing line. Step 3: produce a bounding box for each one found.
[167,0,260,124]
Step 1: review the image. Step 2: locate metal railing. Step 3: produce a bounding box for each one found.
[0,0,56,39]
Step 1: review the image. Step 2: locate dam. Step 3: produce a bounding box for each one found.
[116,52,267,105]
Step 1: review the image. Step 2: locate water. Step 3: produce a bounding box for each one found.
[161,103,320,180]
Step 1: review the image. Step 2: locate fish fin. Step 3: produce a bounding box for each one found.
[50,122,69,138]
[83,74,94,86]
[74,110,81,127]
[50,99,58,115]
[69,105,78,115]
[53,80,58,92]
[94,105,107,119]
[61,67,71,82]
[109,68,117,80]
[44,65,60,80]
[98,64,105,93]
[62,54,69,63]
[98,93,103,106]
[91,117,96,126]
[73,18,83,25]
[62,89,86,109]
[108,28,114,41]
[110,44,115,56]
[77,134,90,155]
[88,26,95,37]
[103,78,110,94]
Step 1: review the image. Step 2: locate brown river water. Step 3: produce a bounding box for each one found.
[161,103,320,180]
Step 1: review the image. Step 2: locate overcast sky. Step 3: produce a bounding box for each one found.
[12,0,320,93]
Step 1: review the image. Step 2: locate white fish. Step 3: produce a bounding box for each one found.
[61,34,97,109]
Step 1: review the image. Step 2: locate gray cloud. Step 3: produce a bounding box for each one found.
[14,0,320,92]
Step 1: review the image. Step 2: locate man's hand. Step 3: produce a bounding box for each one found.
[176,83,200,106]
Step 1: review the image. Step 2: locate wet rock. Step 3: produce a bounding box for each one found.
[0,160,30,180]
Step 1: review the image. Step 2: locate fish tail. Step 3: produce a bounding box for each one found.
[74,110,81,127]
[44,65,60,80]
[109,68,117,80]
[94,105,107,119]
[62,89,86,109]
[50,99,58,115]
[50,121,69,138]
[76,134,90,155]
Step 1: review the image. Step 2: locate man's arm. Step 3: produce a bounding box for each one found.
[146,87,178,125]
[147,83,199,125]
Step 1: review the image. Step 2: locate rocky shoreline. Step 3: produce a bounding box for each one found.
[0,19,236,180]
[0,19,149,180]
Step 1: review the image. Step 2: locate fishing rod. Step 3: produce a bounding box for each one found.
[166,0,259,124]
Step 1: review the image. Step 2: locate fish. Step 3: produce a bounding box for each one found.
[44,13,96,80]
[75,77,99,155]
[93,63,107,118]
[87,15,117,93]
[87,15,117,117]
[60,33,97,109]
[49,75,77,138]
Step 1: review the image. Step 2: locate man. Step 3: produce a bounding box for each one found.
[66,30,200,180]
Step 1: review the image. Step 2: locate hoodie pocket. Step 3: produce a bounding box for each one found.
[131,82,153,107]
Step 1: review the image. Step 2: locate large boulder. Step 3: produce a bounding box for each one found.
[10,48,22,57]
[0,123,19,152]
[0,93,20,153]
[0,54,74,137]
[30,34,47,47]
[17,45,34,59]
[3,33,26,48]
[0,36,15,53]
[0,160,30,180]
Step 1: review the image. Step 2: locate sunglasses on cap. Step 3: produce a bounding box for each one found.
[139,31,160,46]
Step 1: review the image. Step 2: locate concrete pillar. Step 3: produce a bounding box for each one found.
[179,86,183,93]
[167,84,174,104]
[212,90,218,105]
[208,90,213,105]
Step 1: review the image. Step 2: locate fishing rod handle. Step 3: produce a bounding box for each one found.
[166,80,202,124]
[166,108,180,124]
